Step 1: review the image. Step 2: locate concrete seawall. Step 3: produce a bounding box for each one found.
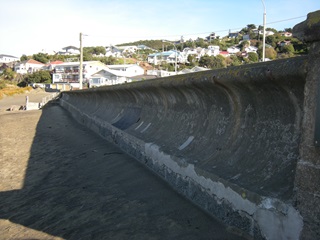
[59,11,320,240]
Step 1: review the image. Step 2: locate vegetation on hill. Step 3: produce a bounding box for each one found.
[117,40,164,50]
[0,77,31,100]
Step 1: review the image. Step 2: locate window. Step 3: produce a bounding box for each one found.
[91,78,101,84]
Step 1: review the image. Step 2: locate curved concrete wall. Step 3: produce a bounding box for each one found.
[60,57,308,239]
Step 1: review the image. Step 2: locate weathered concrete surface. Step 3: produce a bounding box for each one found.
[60,56,308,239]
[293,10,320,240]
[58,11,320,239]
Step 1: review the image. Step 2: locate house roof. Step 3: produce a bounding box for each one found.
[54,61,105,67]
[19,59,45,65]
[91,69,128,78]
[219,51,229,55]
[0,54,19,59]
[62,46,79,50]
[107,64,142,70]
[148,51,180,57]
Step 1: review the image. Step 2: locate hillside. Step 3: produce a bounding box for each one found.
[117,40,165,50]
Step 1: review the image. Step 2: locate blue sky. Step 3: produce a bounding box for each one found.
[1,0,319,57]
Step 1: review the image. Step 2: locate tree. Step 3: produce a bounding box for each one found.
[265,47,277,59]
[24,70,51,84]
[240,40,250,51]
[20,54,29,61]
[247,24,256,30]
[93,46,106,55]
[187,54,196,67]
[266,28,278,34]
[247,52,259,62]
[282,44,295,54]
[229,55,242,66]
[266,35,277,48]
[199,55,226,69]
[1,68,15,80]
[196,38,208,48]
[100,56,117,65]
[33,53,49,64]
[199,55,213,68]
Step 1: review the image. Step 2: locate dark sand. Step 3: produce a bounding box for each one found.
[0,96,245,239]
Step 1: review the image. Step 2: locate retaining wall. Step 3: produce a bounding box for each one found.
[59,11,320,240]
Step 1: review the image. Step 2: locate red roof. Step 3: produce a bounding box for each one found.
[26,59,44,65]
[219,51,229,55]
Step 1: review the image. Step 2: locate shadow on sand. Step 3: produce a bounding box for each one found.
[0,102,244,240]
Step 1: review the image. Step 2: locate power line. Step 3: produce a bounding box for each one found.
[267,15,306,25]
[84,15,307,41]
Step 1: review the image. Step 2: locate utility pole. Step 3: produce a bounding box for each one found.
[261,0,266,62]
[79,32,83,89]
[162,40,177,75]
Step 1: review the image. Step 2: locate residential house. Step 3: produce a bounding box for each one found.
[206,32,216,42]
[206,46,220,56]
[56,46,80,55]
[182,48,197,62]
[52,61,106,84]
[228,32,239,38]
[43,60,64,71]
[253,30,275,36]
[105,45,123,57]
[227,46,241,54]
[116,46,138,54]
[147,51,185,65]
[89,64,144,87]
[14,59,45,74]
[245,46,258,53]
[103,45,138,58]
[281,32,293,37]
[146,69,177,78]
[137,45,151,50]
[89,69,128,87]
[243,34,250,41]
[107,64,144,76]
[195,47,206,61]
[278,40,291,47]
[219,51,230,57]
[0,54,19,63]
[178,66,209,75]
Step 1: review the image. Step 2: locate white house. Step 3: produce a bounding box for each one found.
[56,46,80,55]
[205,45,220,56]
[245,46,258,53]
[281,32,293,37]
[104,45,123,57]
[107,64,144,76]
[116,45,138,54]
[89,64,144,87]
[178,66,209,75]
[195,47,206,60]
[0,54,19,63]
[148,51,185,65]
[227,46,241,54]
[89,69,130,87]
[52,61,106,84]
[14,59,45,74]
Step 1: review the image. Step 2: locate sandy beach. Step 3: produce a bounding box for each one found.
[0,93,245,240]
[0,88,55,112]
